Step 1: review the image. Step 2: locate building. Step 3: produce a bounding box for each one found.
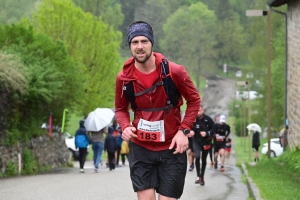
[268,0,300,150]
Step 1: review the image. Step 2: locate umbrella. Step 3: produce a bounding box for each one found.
[246,123,262,133]
[84,108,115,132]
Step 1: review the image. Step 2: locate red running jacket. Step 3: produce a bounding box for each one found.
[115,52,201,151]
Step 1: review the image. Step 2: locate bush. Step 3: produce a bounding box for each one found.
[22,148,38,175]
[5,160,18,177]
[234,118,247,137]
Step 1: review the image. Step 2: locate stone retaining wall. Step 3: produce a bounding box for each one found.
[287,1,300,150]
[0,132,70,174]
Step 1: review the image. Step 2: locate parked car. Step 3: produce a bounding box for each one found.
[235,91,263,100]
[261,138,283,157]
[246,72,254,79]
[40,122,61,132]
[236,70,242,77]
[65,132,89,161]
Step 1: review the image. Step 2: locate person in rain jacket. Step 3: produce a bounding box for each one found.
[75,120,89,173]
[120,140,129,166]
[115,21,200,200]
[252,130,260,162]
[104,131,118,171]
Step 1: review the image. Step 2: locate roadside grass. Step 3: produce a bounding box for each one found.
[234,133,300,200]
[246,153,300,200]
[234,136,268,165]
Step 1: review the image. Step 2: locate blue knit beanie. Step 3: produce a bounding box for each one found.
[127,21,154,46]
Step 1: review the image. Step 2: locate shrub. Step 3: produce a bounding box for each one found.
[5,160,18,177]
[22,148,38,175]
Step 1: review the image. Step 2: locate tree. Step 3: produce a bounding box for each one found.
[160,2,217,91]
[32,0,122,114]
[214,19,247,65]
[0,22,83,142]
[0,0,38,24]
[115,0,138,48]
[0,51,28,138]
[244,0,287,131]
[72,0,124,29]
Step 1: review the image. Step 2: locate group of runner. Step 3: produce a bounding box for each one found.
[187,106,231,186]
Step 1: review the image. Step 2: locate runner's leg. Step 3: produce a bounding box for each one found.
[193,141,201,180]
[200,150,209,178]
[220,148,226,166]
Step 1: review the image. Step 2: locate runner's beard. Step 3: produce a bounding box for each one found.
[197,114,204,119]
[133,49,152,64]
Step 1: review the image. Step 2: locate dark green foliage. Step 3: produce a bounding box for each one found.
[245,1,287,130]
[72,0,123,29]
[22,148,38,175]
[279,147,300,173]
[0,23,84,141]
[5,160,18,177]
[234,118,245,137]
[246,149,300,199]
[33,0,122,114]
[0,0,38,24]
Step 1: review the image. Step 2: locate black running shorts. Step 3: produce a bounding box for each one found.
[214,142,226,153]
[253,146,259,152]
[128,141,187,199]
[188,137,194,152]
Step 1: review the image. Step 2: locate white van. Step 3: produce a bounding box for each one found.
[235,91,263,100]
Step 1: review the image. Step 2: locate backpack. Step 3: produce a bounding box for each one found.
[123,58,181,112]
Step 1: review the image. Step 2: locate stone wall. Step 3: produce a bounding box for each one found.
[287,1,300,150]
[0,132,70,174]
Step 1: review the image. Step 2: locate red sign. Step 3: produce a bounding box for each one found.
[49,113,52,137]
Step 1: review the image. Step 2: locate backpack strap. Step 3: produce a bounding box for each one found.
[161,58,180,107]
[135,81,164,97]
[123,81,137,110]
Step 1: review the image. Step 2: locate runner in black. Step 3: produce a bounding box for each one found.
[213,115,231,172]
[191,105,214,186]
[187,137,195,171]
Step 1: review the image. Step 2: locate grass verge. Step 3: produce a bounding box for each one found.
[234,133,300,200]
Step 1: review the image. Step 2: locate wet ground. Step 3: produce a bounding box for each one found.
[0,145,248,200]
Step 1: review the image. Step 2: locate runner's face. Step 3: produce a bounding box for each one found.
[197,106,204,117]
[130,36,152,64]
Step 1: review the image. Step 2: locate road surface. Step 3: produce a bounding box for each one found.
[0,147,248,200]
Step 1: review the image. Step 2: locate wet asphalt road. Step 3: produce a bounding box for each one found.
[0,147,248,200]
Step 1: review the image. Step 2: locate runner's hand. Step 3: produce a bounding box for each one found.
[200,131,206,137]
[169,130,189,154]
[122,126,137,141]
[189,130,195,137]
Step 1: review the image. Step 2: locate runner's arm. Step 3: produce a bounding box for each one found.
[115,73,132,131]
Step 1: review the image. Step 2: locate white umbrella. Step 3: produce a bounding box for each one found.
[246,123,262,133]
[84,108,115,132]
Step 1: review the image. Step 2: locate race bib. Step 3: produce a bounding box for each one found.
[137,119,165,142]
[216,135,225,142]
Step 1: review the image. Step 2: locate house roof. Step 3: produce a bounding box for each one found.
[268,0,289,7]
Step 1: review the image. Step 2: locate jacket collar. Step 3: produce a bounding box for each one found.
[120,52,165,81]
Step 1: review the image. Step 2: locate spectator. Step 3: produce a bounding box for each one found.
[104,130,118,171]
[74,120,89,173]
[120,140,129,166]
[88,128,105,173]
[252,130,260,162]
